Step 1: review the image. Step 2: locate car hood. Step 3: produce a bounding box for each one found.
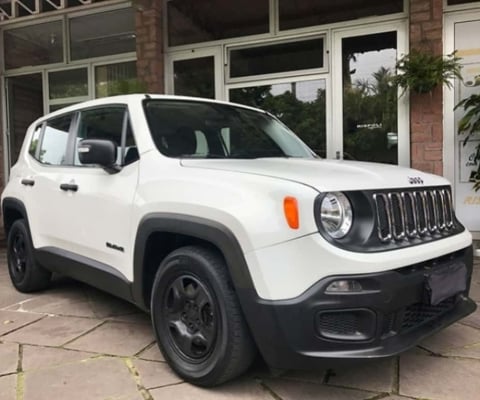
[180,158,449,192]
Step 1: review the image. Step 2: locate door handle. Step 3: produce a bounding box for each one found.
[21,178,35,186]
[60,183,78,192]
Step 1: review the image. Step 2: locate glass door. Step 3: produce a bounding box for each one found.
[166,47,223,99]
[332,23,409,165]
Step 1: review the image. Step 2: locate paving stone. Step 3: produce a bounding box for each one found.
[419,323,480,358]
[460,305,480,329]
[22,346,93,371]
[276,369,327,384]
[0,374,17,400]
[0,342,18,375]
[23,357,139,400]
[132,359,182,389]
[445,343,480,359]
[83,287,140,318]
[107,312,151,325]
[469,279,480,303]
[0,310,43,336]
[0,280,33,309]
[111,393,144,400]
[2,316,102,346]
[4,293,96,318]
[138,343,165,362]
[400,353,480,400]
[265,378,374,400]
[66,321,155,356]
[150,379,274,400]
[327,358,396,393]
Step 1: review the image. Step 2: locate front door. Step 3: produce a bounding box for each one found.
[57,106,139,278]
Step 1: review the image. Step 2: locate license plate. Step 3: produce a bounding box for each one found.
[425,261,468,306]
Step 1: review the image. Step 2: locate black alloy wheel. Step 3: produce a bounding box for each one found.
[163,275,218,361]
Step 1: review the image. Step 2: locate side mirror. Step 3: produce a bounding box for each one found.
[78,139,120,173]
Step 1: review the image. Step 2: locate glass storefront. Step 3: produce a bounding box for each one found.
[166,1,407,166]
[2,5,137,173]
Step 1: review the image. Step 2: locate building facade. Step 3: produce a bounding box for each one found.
[0,0,479,235]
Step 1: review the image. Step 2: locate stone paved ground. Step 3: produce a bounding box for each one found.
[0,251,479,400]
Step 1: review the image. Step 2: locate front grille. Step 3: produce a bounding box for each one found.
[400,297,457,332]
[373,188,455,243]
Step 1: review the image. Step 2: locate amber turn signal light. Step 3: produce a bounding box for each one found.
[284,197,299,229]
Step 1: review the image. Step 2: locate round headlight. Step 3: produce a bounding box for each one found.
[320,192,353,239]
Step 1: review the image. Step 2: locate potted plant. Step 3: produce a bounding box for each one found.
[392,50,463,95]
[456,94,480,191]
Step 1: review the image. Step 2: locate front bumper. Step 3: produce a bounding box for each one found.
[239,246,476,370]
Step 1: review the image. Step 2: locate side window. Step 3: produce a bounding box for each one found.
[75,107,138,166]
[38,115,72,165]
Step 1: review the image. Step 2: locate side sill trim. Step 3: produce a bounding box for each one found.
[35,246,134,304]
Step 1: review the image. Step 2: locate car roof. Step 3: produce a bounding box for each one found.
[34,94,267,125]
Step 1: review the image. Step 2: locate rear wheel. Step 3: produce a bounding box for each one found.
[7,219,51,292]
[150,246,255,386]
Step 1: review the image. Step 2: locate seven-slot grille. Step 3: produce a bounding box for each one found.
[373,188,455,243]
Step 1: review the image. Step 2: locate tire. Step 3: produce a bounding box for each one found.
[7,219,51,293]
[150,245,256,387]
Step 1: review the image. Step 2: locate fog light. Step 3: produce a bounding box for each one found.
[325,280,363,293]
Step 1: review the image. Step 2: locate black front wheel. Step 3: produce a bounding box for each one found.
[7,219,51,292]
[150,246,255,387]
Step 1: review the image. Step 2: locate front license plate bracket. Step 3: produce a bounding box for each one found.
[425,261,468,306]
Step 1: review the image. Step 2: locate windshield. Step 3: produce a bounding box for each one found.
[143,99,316,159]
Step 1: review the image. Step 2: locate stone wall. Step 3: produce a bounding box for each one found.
[409,0,444,175]
[134,0,165,94]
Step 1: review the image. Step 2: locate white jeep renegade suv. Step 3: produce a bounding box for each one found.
[2,94,476,386]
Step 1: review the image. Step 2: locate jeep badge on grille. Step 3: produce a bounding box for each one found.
[408,177,424,185]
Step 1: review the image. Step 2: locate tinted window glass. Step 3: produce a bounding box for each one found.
[76,107,137,166]
[168,0,269,46]
[4,21,63,70]
[230,38,324,79]
[70,8,135,60]
[279,0,403,31]
[39,115,72,165]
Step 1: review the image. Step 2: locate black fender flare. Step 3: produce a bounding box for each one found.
[2,197,31,237]
[132,213,257,310]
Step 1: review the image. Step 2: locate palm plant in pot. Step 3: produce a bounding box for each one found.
[456,94,480,191]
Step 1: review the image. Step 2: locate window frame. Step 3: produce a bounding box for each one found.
[72,104,137,168]
[29,112,77,167]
